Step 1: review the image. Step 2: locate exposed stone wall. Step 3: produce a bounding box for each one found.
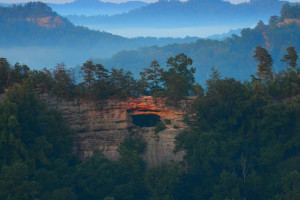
[25,16,65,28]
[277,18,300,27]
[40,94,195,167]
[6,15,66,29]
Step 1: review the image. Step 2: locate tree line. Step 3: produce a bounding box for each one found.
[0,46,298,102]
[1,53,198,103]
[95,4,300,86]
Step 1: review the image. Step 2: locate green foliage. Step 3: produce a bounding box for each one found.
[164,119,171,125]
[115,138,147,200]
[165,53,196,99]
[52,63,75,99]
[28,68,53,93]
[109,68,137,99]
[141,60,165,95]
[9,62,30,85]
[175,60,300,199]
[0,83,75,199]
[282,46,298,69]
[278,171,300,200]
[155,122,166,134]
[0,58,10,93]
[281,4,300,19]
[253,46,274,81]
[80,59,96,95]
[145,162,181,200]
[269,15,280,27]
[75,155,119,200]
[0,161,39,200]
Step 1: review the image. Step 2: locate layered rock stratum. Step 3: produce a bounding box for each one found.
[40,94,195,167]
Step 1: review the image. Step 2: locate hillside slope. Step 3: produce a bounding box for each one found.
[67,0,288,29]
[0,2,198,68]
[49,0,148,16]
[96,5,300,85]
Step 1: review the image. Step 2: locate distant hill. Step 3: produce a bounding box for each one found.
[67,0,289,29]
[0,2,198,68]
[95,4,300,85]
[0,2,73,29]
[48,0,148,16]
[207,29,242,40]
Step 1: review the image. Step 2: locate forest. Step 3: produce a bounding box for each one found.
[0,2,201,69]
[0,43,299,199]
[97,4,300,85]
[67,0,286,28]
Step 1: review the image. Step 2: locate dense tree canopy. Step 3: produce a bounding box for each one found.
[0,44,299,199]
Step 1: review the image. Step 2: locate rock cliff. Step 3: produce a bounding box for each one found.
[25,16,66,28]
[40,94,195,167]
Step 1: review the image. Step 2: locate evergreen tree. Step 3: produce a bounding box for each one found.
[29,68,53,93]
[93,64,110,100]
[52,63,75,99]
[253,46,273,81]
[282,47,298,70]
[137,71,150,96]
[110,68,136,99]
[80,59,96,96]
[269,16,279,27]
[206,66,221,96]
[10,63,30,85]
[143,60,164,95]
[95,64,109,82]
[165,53,196,99]
[145,162,181,200]
[0,58,10,93]
[0,161,39,200]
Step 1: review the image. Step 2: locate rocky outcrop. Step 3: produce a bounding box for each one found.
[25,16,65,28]
[278,18,300,27]
[40,94,195,167]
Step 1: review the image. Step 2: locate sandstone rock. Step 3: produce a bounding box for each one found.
[40,94,195,166]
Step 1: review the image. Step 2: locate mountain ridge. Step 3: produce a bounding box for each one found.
[48,0,148,16]
[67,0,289,29]
[0,2,199,68]
[94,7,300,85]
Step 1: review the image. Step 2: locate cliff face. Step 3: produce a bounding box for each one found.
[7,15,66,28]
[278,18,300,27]
[2,2,69,29]
[25,16,66,28]
[41,94,195,167]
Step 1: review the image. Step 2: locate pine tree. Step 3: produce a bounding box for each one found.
[52,63,74,99]
[165,53,196,99]
[93,64,109,100]
[95,64,109,82]
[206,66,221,96]
[282,47,298,70]
[253,46,273,81]
[80,59,96,96]
[0,58,10,93]
[143,60,164,95]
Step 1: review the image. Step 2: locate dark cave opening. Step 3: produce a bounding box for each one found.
[132,114,161,127]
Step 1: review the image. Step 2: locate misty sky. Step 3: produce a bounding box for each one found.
[1,0,300,5]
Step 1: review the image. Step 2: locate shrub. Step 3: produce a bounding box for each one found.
[155,122,166,133]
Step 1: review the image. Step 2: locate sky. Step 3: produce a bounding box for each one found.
[0,0,299,5]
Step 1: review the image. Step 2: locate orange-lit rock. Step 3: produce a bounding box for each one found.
[40,94,195,167]
[25,16,66,28]
[278,18,300,27]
